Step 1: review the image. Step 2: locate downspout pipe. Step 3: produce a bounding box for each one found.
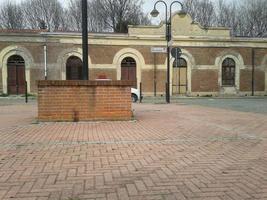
[252,48,255,96]
[44,45,47,80]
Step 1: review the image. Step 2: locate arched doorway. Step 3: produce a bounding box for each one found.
[121,57,137,87]
[172,58,187,95]
[7,55,26,95]
[222,58,236,86]
[66,56,83,80]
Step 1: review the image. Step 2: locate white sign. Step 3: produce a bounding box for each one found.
[151,47,167,53]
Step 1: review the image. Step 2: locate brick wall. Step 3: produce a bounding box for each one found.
[89,46,166,65]
[30,68,45,92]
[142,70,167,94]
[38,80,134,122]
[89,69,117,81]
[191,69,219,92]
[240,69,265,91]
[0,69,2,93]
[184,47,253,65]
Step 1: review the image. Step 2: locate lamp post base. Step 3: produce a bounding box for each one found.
[166,82,170,103]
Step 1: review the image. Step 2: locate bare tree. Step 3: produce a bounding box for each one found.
[184,0,216,28]
[238,0,267,37]
[94,0,150,33]
[214,0,267,37]
[215,0,239,36]
[0,1,25,29]
[22,0,65,31]
[0,0,266,37]
[87,0,107,32]
[67,0,82,31]
[66,0,149,33]
[65,0,106,32]
[59,9,72,31]
[183,0,267,37]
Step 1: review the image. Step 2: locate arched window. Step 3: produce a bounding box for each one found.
[66,56,83,80]
[7,55,26,95]
[121,57,136,69]
[8,55,25,65]
[173,58,187,94]
[121,57,137,86]
[173,57,187,68]
[222,58,235,86]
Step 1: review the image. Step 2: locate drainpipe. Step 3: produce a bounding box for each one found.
[153,53,157,97]
[252,48,255,96]
[44,45,47,80]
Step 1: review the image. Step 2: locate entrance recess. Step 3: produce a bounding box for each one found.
[7,55,26,95]
[121,57,137,87]
[172,58,187,95]
[66,56,83,80]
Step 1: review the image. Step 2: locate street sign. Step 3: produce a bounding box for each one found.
[151,47,167,53]
[171,47,182,58]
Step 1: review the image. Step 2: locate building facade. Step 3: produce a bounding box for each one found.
[0,13,267,96]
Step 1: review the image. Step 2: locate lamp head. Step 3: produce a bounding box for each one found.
[150,8,160,18]
[178,9,187,17]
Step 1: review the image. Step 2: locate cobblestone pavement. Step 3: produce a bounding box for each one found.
[0,99,267,200]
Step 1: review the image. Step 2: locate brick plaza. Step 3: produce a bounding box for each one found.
[0,99,267,200]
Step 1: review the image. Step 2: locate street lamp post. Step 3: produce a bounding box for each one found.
[151,1,186,103]
[82,0,89,80]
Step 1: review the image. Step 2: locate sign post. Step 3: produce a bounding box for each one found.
[82,0,89,80]
[171,47,182,59]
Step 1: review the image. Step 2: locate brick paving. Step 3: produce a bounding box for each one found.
[0,100,267,200]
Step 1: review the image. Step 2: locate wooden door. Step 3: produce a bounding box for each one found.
[8,65,17,94]
[17,65,26,94]
[121,57,137,87]
[121,67,136,81]
[7,55,26,95]
[172,58,187,95]
[66,56,83,80]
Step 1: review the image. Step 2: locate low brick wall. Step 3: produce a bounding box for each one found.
[37,80,134,122]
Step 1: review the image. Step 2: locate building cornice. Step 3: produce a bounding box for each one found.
[0,31,266,48]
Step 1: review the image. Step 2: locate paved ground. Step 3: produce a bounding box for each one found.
[144,97,267,115]
[0,98,36,130]
[176,98,267,114]
[0,98,267,200]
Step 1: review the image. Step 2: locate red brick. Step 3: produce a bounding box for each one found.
[37,80,133,121]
